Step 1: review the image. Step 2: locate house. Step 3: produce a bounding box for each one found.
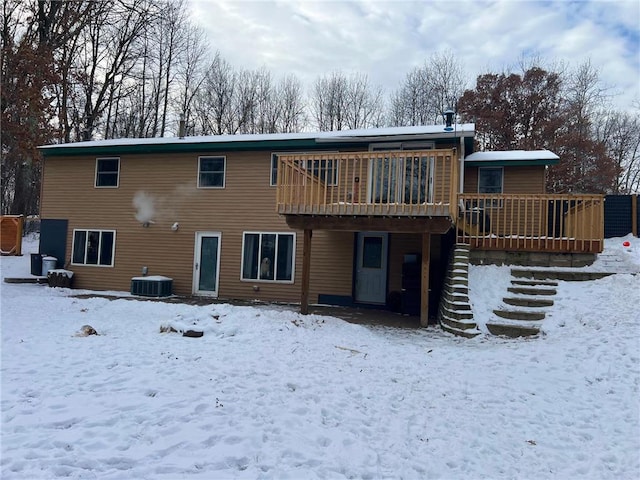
[37,125,604,327]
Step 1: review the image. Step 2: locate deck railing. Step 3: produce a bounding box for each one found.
[457,193,604,253]
[276,149,458,217]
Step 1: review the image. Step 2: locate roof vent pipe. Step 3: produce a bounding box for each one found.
[178,113,186,139]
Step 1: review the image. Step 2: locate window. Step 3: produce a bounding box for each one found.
[478,167,503,194]
[371,155,435,204]
[95,158,120,187]
[271,152,338,186]
[198,156,226,188]
[242,232,295,282]
[305,158,338,185]
[369,142,435,203]
[72,229,116,266]
[477,167,504,208]
[362,236,383,268]
[271,154,279,186]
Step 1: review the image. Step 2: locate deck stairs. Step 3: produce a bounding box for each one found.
[438,243,480,338]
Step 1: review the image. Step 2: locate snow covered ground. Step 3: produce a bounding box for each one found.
[1,234,639,479]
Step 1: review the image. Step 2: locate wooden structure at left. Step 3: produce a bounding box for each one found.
[0,215,23,256]
[36,125,606,329]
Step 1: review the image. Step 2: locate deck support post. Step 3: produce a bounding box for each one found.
[300,229,312,315]
[420,232,431,327]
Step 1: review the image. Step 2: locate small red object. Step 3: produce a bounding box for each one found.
[623,241,631,247]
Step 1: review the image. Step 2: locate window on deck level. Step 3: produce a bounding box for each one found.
[478,167,503,194]
[271,152,338,186]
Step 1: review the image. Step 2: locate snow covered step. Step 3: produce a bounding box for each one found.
[440,317,481,338]
[440,305,474,321]
[511,269,613,282]
[486,321,540,338]
[443,284,469,295]
[507,286,557,296]
[503,297,554,308]
[511,279,558,287]
[441,291,471,308]
[493,309,546,321]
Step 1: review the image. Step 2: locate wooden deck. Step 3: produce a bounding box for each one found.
[275,150,605,255]
[457,193,604,254]
[276,149,459,219]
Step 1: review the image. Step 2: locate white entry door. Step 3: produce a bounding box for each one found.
[193,232,221,296]
[355,232,388,304]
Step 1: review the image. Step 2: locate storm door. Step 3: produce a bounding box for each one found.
[354,232,388,304]
[193,232,221,296]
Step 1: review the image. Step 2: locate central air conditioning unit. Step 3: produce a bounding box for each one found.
[130,276,173,297]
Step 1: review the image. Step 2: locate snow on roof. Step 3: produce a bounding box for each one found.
[39,124,475,150]
[465,150,559,162]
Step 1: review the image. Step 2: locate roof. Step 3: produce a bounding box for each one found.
[464,150,559,167]
[38,124,475,157]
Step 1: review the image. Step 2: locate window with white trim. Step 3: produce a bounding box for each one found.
[242,232,295,282]
[198,156,226,188]
[72,229,116,266]
[271,152,338,186]
[95,158,120,187]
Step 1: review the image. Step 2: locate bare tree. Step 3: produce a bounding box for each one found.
[344,73,384,129]
[69,0,157,141]
[389,51,466,126]
[172,23,208,136]
[549,60,619,193]
[192,52,236,134]
[595,109,640,193]
[311,72,347,131]
[277,75,306,133]
[388,67,429,126]
[1,0,60,214]
[310,72,383,131]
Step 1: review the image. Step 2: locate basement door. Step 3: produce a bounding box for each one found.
[193,232,221,296]
[355,232,388,304]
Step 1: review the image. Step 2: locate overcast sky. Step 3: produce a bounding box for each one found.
[188,0,640,113]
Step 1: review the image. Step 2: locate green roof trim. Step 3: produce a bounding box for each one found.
[39,124,477,158]
[39,139,324,157]
[40,137,475,158]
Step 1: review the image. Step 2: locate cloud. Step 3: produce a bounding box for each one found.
[188,0,639,111]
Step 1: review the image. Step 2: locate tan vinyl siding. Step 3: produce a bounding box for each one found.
[308,231,354,301]
[40,152,358,303]
[41,149,453,305]
[464,166,546,194]
[462,166,547,237]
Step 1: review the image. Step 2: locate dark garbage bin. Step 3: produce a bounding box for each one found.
[30,253,43,276]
